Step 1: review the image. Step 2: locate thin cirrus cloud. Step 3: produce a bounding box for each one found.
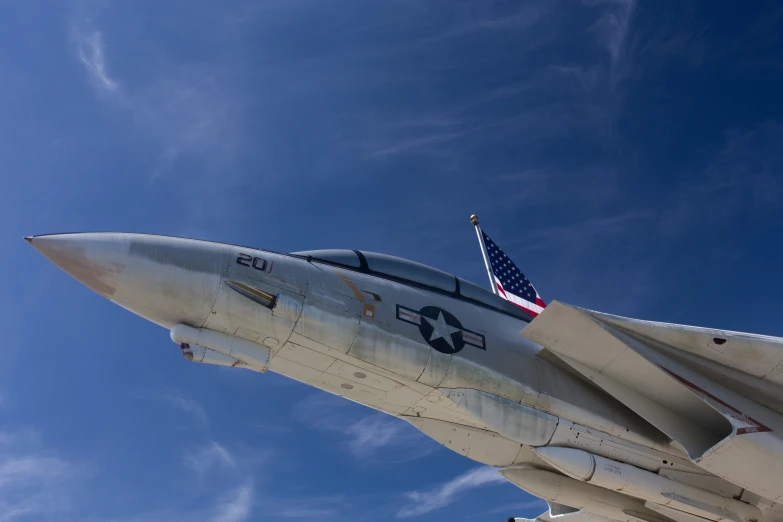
[486,499,550,516]
[274,495,348,519]
[183,441,237,478]
[587,0,637,69]
[396,466,509,518]
[69,12,241,182]
[74,30,119,94]
[292,393,438,462]
[347,0,641,170]
[0,429,83,521]
[133,389,209,424]
[101,483,254,522]
[211,482,253,522]
[421,2,550,44]
[108,442,255,522]
[164,393,209,423]
[343,414,432,459]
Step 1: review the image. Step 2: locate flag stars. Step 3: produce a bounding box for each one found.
[482,230,545,316]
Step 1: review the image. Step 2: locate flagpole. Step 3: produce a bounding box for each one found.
[470,214,498,295]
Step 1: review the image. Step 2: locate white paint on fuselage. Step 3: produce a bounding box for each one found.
[200,246,689,468]
[29,234,694,470]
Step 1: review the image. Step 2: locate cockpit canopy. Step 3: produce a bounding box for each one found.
[291,249,531,322]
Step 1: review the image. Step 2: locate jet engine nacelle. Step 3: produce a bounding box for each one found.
[171,324,271,372]
[179,343,250,369]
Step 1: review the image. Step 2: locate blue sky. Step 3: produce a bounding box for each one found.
[2,1,783,520]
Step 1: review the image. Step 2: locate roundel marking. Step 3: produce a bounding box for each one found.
[396,304,486,354]
[417,306,465,354]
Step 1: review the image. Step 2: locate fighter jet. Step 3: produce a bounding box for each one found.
[25,224,783,522]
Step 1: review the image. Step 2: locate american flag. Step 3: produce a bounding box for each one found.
[482,231,546,317]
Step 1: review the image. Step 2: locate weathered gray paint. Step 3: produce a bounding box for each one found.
[130,238,228,274]
[28,232,783,522]
[442,387,559,446]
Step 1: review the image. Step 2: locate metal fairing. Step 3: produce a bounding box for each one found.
[440,387,559,446]
[403,416,525,466]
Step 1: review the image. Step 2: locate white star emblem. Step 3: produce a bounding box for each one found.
[423,311,461,349]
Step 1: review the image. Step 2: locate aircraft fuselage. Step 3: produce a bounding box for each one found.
[28,233,776,522]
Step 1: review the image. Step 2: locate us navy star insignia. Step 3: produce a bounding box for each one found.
[423,311,460,349]
[395,304,486,354]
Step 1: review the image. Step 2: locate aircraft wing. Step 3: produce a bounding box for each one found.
[521,301,783,503]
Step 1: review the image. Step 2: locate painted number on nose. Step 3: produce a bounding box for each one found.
[236,253,267,271]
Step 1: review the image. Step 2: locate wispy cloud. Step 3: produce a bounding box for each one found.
[424,3,550,43]
[165,393,208,422]
[397,466,507,518]
[277,507,336,518]
[251,423,292,436]
[516,210,655,254]
[104,438,262,522]
[0,429,38,448]
[212,482,253,522]
[136,390,208,423]
[345,0,643,170]
[275,495,348,519]
[659,122,783,236]
[184,441,236,478]
[68,7,243,184]
[366,131,465,159]
[293,393,437,462]
[587,0,637,70]
[0,429,83,521]
[105,482,254,522]
[75,29,119,93]
[486,499,549,516]
[0,456,75,488]
[343,415,422,458]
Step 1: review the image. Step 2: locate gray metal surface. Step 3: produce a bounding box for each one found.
[26,232,783,522]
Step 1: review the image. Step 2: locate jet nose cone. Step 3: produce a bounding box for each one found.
[28,233,229,328]
[27,233,127,298]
